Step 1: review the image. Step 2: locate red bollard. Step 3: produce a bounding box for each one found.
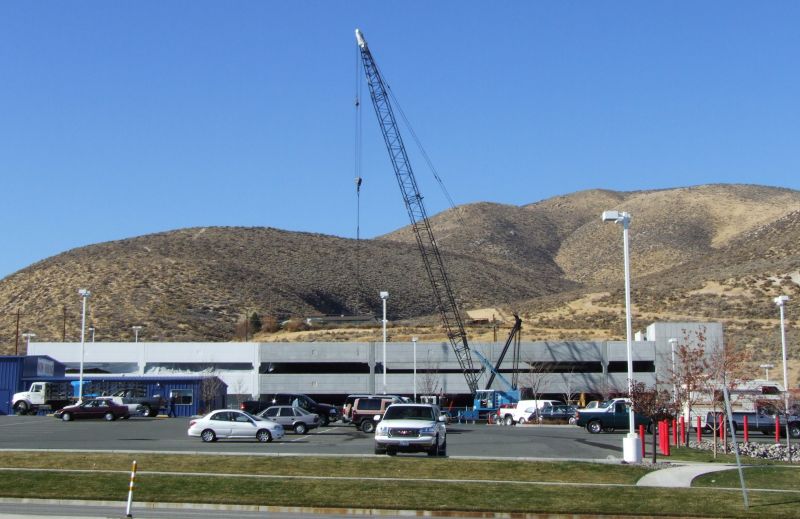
[672,419,677,446]
[719,414,724,439]
[664,423,671,457]
[775,415,781,443]
[743,415,749,442]
[680,416,686,446]
[639,424,646,458]
[697,416,702,442]
[660,421,667,454]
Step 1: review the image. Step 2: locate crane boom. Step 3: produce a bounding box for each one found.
[356,29,480,394]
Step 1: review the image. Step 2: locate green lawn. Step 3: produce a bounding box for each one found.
[694,466,800,491]
[1,452,799,517]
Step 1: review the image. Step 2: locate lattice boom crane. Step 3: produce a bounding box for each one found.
[355,28,481,394]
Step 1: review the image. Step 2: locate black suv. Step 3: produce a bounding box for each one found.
[240,393,339,426]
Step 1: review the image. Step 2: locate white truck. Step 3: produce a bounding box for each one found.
[12,382,74,415]
[496,399,561,425]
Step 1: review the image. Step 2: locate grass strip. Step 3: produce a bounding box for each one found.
[693,466,800,491]
[0,452,650,484]
[1,470,799,517]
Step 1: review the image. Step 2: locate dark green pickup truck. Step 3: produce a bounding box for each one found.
[574,398,652,434]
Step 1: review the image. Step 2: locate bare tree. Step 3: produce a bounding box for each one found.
[418,359,442,397]
[200,375,224,413]
[521,359,552,403]
[562,367,578,406]
[630,381,677,463]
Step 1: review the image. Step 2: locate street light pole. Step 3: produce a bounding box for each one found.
[774,295,791,458]
[602,210,640,463]
[78,289,91,403]
[132,326,142,343]
[669,338,678,403]
[412,336,418,403]
[380,291,389,394]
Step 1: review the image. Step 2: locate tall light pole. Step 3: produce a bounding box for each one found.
[669,338,678,403]
[78,289,91,403]
[412,336,418,403]
[380,291,389,394]
[21,332,36,354]
[132,326,142,343]
[602,210,640,463]
[774,295,791,456]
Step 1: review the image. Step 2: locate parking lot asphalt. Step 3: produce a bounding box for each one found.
[0,415,779,459]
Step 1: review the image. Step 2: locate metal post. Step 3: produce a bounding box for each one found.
[380,291,389,394]
[412,336,418,402]
[78,289,90,403]
[669,338,678,403]
[775,297,791,460]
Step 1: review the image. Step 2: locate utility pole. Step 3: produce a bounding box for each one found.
[14,310,20,355]
[62,306,67,341]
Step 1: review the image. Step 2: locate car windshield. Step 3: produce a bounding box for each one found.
[294,407,312,416]
[383,406,435,421]
[598,400,615,409]
[241,411,262,421]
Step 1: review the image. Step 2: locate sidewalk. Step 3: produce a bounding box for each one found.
[636,463,736,488]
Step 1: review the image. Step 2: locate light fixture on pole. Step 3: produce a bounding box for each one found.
[78,289,91,403]
[132,326,142,343]
[380,291,389,394]
[774,295,791,456]
[88,326,95,343]
[21,332,36,354]
[602,210,640,463]
[412,336,418,403]
[668,338,678,403]
[760,363,775,381]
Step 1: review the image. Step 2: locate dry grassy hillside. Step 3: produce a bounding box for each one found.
[1,184,798,384]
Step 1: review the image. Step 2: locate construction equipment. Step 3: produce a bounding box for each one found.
[355,29,521,412]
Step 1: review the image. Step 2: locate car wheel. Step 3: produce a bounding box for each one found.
[428,436,441,456]
[61,413,72,422]
[13,402,29,416]
[518,417,527,425]
[294,422,308,435]
[789,423,800,439]
[104,412,115,421]
[569,417,577,426]
[586,420,603,434]
[504,415,514,426]
[386,448,397,456]
[646,422,654,434]
[201,429,217,442]
[361,420,376,434]
[374,444,387,455]
[256,429,272,443]
[140,405,152,417]
[439,439,447,457]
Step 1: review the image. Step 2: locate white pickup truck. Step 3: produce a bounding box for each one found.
[97,388,165,417]
[496,399,561,425]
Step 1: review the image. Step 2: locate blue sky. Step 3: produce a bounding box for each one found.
[1,2,799,280]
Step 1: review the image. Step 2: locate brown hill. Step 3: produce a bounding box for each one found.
[1,184,798,372]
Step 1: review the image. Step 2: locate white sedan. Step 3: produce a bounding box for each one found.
[188,409,284,443]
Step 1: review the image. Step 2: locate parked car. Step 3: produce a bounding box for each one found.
[351,397,398,433]
[538,405,577,424]
[53,399,130,421]
[240,393,339,426]
[188,409,284,443]
[374,403,447,456]
[96,388,165,417]
[257,405,319,434]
